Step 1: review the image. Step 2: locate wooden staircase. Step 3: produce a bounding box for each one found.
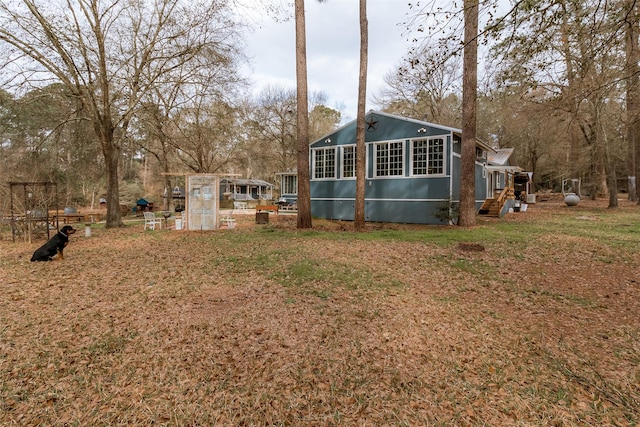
[478,198,501,217]
[478,187,513,218]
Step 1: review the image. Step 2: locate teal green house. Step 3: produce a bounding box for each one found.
[280,111,511,224]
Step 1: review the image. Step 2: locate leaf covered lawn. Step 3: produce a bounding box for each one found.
[1,199,639,426]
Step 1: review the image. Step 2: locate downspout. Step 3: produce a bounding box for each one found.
[483,163,488,201]
[449,134,455,223]
[449,134,454,203]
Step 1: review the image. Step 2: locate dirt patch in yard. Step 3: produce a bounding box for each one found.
[1,196,639,425]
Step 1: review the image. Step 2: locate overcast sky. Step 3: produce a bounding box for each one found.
[241,0,415,123]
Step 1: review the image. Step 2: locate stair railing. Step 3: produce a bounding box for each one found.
[494,186,513,214]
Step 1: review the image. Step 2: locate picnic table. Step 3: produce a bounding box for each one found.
[54,212,102,224]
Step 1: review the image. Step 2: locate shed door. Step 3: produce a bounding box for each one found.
[187,175,219,230]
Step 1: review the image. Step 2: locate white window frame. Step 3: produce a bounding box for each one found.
[312,147,337,180]
[282,175,297,194]
[341,145,357,179]
[410,137,445,176]
[373,140,404,178]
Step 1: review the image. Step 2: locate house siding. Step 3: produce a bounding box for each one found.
[309,112,493,225]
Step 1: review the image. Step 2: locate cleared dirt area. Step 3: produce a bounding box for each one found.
[1,196,639,426]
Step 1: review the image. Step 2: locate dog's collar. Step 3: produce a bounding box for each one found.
[59,229,70,237]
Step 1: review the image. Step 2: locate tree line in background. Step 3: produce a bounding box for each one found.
[0,83,338,208]
[391,0,640,208]
[0,0,638,228]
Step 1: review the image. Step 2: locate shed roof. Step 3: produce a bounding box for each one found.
[487,148,515,166]
[220,178,274,187]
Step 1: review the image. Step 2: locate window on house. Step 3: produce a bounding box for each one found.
[342,145,356,178]
[282,175,297,194]
[412,138,444,175]
[313,147,336,179]
[374,141,403,177]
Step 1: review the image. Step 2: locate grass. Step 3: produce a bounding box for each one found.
[0,200,639,425]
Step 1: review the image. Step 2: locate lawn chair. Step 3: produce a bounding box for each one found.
[233,201,248,210]
[143,211,162,230]
[219,210,236,229]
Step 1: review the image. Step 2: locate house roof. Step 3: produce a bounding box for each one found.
[486,147,523,173]
[312,110,496,152]
[487,148,515,166]
[220,178,274,187]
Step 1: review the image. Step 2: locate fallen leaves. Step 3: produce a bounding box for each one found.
[0,202,639,425]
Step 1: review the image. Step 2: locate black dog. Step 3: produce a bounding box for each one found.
[30,225,76,262]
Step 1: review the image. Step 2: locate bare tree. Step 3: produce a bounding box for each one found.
[308,93,341,141]
[490,0,629,204]
[135,41,244,210]
[243,87,338,181]
[0,84,104,204]
[247,86,297,175]
[172,101,242,174]
[0,0,242,227]
[375,45,462,126]
[624,0,640,202]
[400,0,494,226]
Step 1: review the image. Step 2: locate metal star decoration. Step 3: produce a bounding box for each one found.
[366,115,379,132]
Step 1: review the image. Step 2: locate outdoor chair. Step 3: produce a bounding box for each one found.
[143,211,162,230]
[219,210,236,229]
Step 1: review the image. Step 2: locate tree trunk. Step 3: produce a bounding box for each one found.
[102,139,124,227]
[626,0,640,202]
[163,164,173,212]
[568,120,582,178]
[295,0,312,229]
[354,0,368,231]
[596,156,608,199]
[601,107,618,208]
[607,166,619,208]
[561,13,582,180]
[458,0,478,227]
[626,97,639,202]
[636,116,640,204]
